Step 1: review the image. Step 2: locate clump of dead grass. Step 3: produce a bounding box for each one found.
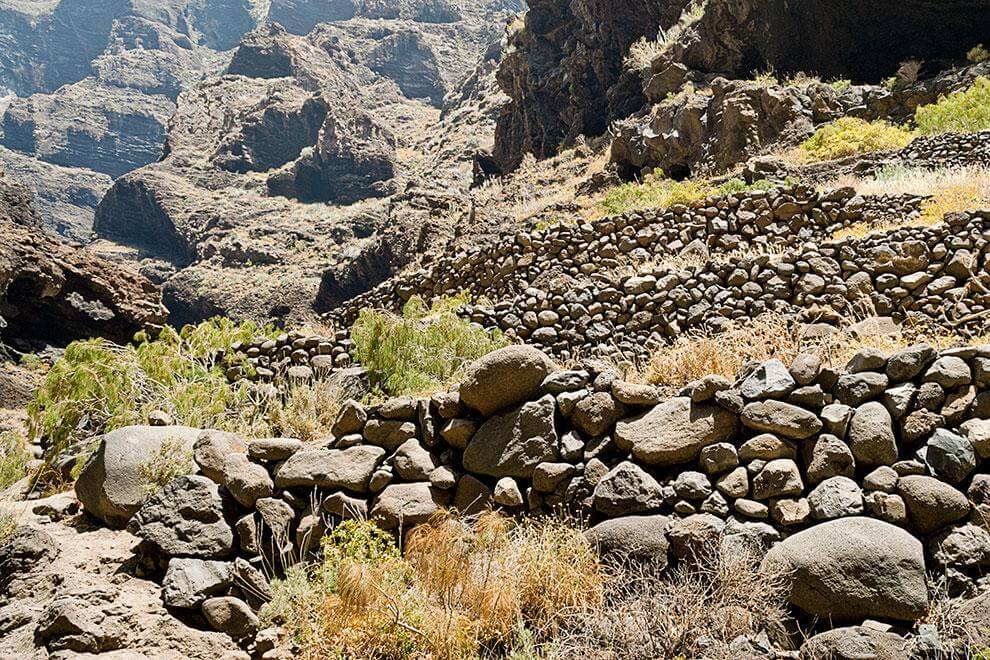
[648,311,988,387]
[264,513,605,660]
[553,539,792,660]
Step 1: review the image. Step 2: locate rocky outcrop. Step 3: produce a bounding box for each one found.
[0,180,164,349]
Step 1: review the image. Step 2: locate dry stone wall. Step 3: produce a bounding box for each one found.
[76,341,990,632]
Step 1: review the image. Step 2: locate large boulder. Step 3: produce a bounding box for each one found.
[585,514,670,564]
[462,395,558,478]
[615,397,738,466]
[128,475,234,558]
[274,445,385,493]
[458,345,556,415]
[762,517,928,622]
[370,482,444,530]
[75,426,203,528]
[800,626,911,660]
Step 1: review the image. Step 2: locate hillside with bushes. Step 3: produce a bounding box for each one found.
[2,1,990,658]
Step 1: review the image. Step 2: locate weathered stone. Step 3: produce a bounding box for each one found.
[533,462,576,492]
[493,477,524,507]
[616,397,738,466]
[459,345,556,415]
[463,395,557,478]
[848,402,897,467]
[925,429,976,484]
[699,442,738,474]
[667,513,725,561]
[846,348,887,374]
[716,466,749,498]
[771,497,811,527]
[751,459,803,500]
[800,626,911,660]
[960,419,990,459]
[163,559,232,609]
[332,399,367,436]
[247,438,303,461]
[585,515,669,564]
[193,430,248,484]
[593,461,664,516]
[886,344,935,382]
[738,433,795,461]
[741,401,822,440]
[452,475,492,515]
[923,356,971,388]
[363,419,417,450]
[673,471,712,500]
[834,372,889,406]
[762,517,928,622]
[805,434,855,484]
[612,380,661,406]
[129,475,234,558]
[863,466,898,493]
[821,403,854,438]
[808,476,864,520]
[789,353,822,386]
[439,418,476,450]
[897,475,970,534]
[739,359,795,400]
[76,425,204,528]
[371,483,443,529]
[202,597,258,638]
[274,446,385,493]
[571,391,625,437]
[929,523,990,569]
[222,454,274,508]
[864,491,908,525]
[393,439,438,481]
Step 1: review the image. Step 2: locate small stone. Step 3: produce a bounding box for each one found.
[751,459,803,500]
[924,356,971,388]
[886,344,935,382]
[716,467,749,498]
[673,471,713,500]
[163,559,232,609]
[698,442,739,474]
[741,401,822,440]
[834,372,889,406]
[493,477,525,507]
[202,597,258,638]
[925,429,976,484]
[897,475,970,534]
[739,359,796,400]
[738,433,795,461]
[846,348,887,374]
[848,402,898,467]
[864,491,908,524]
[863,466,898,493]
[789,353,822,386]
[248,438,303,461]
[820,403,853,438]
[808,476,864,520]
[734,498,769,519]
[804,434,855,484]
[771,498,810,526]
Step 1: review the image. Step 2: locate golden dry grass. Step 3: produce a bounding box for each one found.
[648,313,990,387]
[267,513,605,660]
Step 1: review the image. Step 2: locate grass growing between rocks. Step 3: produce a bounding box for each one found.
[26,318,345,490]
[554,542,791,660]
[351,295,508,397]
[647,314,990,386]
[827,165,990,241]
[597,172,715,216]
[263,514,604,659]
[0,430,31,492]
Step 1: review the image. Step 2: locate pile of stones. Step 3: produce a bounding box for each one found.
[74,340,990,649]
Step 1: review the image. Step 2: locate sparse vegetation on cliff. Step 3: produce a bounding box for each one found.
[800,117,914,160]
[598,173,714,215]
[915,77,990,135]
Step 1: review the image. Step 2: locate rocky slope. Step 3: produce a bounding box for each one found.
[90,2,523,326]
[0,176,165,351]
[493,0,990,173]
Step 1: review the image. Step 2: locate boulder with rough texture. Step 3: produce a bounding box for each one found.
[75,426,203,528]
[593,461,664,516]
[897,475,971,534]
[371,482,444,529]
[741,401,822,440]
[162,559,233,609]
[762,517,928,622]
[616,397,738,466]
[193,431,248,483]
[222,454,274,507]
[274,445,385,492]
[128,475,234,558]
[201,597,258,638]
[800,626,910,660]
[462,395,558,478]
[585,514,670,564]
[847,402,898,467]
[458,345,556,415]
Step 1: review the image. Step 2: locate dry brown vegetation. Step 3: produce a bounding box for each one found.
[648,313,990,386]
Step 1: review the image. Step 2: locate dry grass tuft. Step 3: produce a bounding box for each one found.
[266,513,605,659]
[827,165,990,241]
[553,539,792,660]
[262,378,345,442]
[648,312,989,387]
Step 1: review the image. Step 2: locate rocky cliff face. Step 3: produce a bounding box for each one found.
[0,176,164,350]
[91,3,523,327]
[493,0,990,173]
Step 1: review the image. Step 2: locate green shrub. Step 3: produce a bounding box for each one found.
[350,295,508,396]
[800,117,914,160]
[717,177,800,195]
[915,77,990,135]
[0,431,31,491]
[968,44,990,64]
[828,79,852,93]
[598,173,714,215]
[27,318,275,487]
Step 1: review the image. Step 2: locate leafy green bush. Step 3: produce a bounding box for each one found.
[717,177,800,195]
[27,319,275,486]
[915,77,990,135]
[800,117,914,160]
[598,173,714,215]
[351,295,508,396]
[0,431,31,491]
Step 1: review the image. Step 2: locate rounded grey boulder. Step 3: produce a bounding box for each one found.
[762,517,928,622]
[459,345,556,415]
[585,514,670,565]
[75,425,204,528]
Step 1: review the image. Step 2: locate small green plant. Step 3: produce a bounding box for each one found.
[752,66,779,87]
[800,117,914,160]
[323,519,401,566]
[27,318,276,489]
[883,76,899,91]
[0,512,17,545]
[717,176,800,195]
[915,77,990,135]
[828,78,852,92]
[351,295,508,396]
[598,172,715,215]
[968,44,990,64]
[0,431,31,491]
[137,437,194,497]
